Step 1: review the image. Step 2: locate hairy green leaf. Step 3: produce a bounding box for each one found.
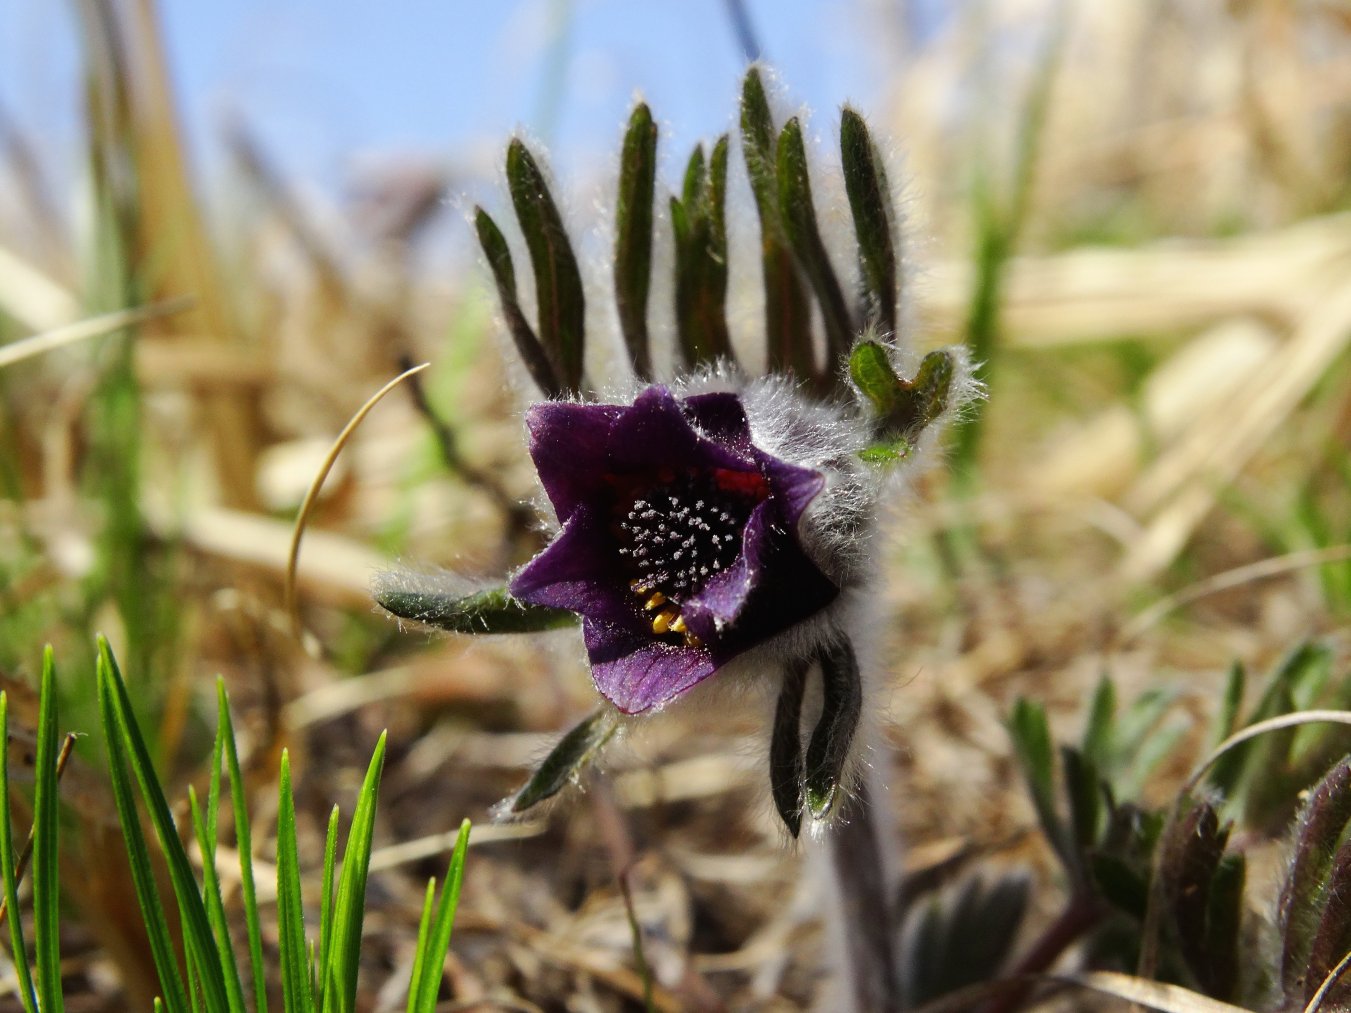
[473,207,560,397]
[614,102,658,380]
[508,709,620,813]
[377,585,576,635]
[506,140,586,393]
[777,116,852,362]
[840,106,898,339]
[670,138,733,368]
[739,68,813,380]
[770,659,810,837]
[805,640,862,820]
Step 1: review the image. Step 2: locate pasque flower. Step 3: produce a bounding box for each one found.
[376,68,975,835]
[509,384,840,714]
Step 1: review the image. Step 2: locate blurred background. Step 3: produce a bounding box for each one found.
[2,0,1350,1009]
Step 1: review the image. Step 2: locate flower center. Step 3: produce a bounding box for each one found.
[614,467,769,642]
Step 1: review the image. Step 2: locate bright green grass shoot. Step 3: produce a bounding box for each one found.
[0,640,472,1011]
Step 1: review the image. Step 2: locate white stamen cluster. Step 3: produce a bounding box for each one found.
[616,474,753,598]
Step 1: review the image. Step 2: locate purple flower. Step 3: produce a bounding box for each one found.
[509,385,840,714]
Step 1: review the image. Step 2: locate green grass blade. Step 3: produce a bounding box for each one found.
[97,642,189,1013]
[405,879,438,1013]
[0,693,39,1013]
[318,803,340,1004]
[188,786,248,1013]
[322,733,388,1013]
[33,647,63,1013]
[275,751,313,1012]
[408,820,472,1013]
[98,637,231,1013]
[217,681,267,1013]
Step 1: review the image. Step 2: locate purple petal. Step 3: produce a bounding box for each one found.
[679,499,774,641]
[757,454,824,525]
[525,401,623,520]
[583,620,718,713]
[606,386,749,475]
[681,392,753,452]
[509,506,633,626]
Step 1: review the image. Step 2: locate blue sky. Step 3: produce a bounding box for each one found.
[2,2,939,197]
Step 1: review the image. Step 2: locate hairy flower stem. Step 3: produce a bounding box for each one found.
[827,775,902,1012]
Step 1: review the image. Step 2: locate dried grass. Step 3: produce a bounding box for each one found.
[1,0,1349,1009]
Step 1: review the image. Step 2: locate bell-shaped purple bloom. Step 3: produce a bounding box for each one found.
[509,385,840,714]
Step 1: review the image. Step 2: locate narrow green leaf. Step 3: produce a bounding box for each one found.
[187,787,247,1013]
[506,139,586,393]
[0,693,39,1013]
[739,68,813,380]
[614,103,658,380]
[857,440,910,465]
[839,106,898,339]
[473,207,561,397]
[1160,802,1241,1000]
[97,640,190,1013]
[1081,676,1117,768]
[98,638,231,1013]
[1089,852,1149,919]
[218,682,267,1013]
[1008,698,1072,870]
[770,659,810,837]
[899,872,1031,1008]
[1279,757,1351,996]
[275,751,313,1012]
[805,640,862,820]
[33,648,63,1013]
[406,879,438,1013]
[681,142,706,209]
[1305,840,1351,1007]
[1060,746,1100,861]
[848,341,902,417]
[1204,853,1245,1003]
[902,350,955,432]
[849,343,954,445]
[376,585,576,635]
[409,820,472,1013]
[318,803,340,1003]
[322,733,388,1013]
[507,708,620,813]
[777,116,853,363]
[670,138,733,368]
[1209,662,1245,749]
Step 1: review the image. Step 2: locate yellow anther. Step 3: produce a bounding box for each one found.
[643,592,667,611]
[651,607,678,635]
[670,615,687,634]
